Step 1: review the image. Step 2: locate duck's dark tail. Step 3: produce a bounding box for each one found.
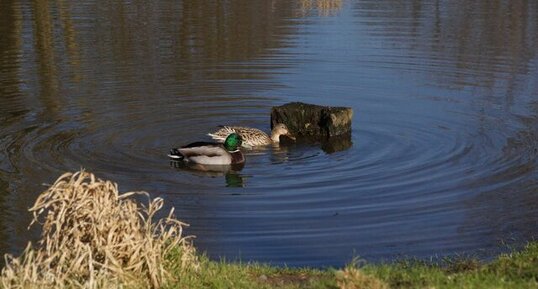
[168,148,184,160]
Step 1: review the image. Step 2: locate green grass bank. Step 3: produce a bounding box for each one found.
[1,171,536,288]
[164,242,538,289]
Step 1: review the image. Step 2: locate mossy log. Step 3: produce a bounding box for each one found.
[271,102,353,138]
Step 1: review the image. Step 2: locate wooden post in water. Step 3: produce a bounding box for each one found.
[271,102,353,138]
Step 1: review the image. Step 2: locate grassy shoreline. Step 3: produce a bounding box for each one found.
[1,171,536,289]
[164,242,538,289]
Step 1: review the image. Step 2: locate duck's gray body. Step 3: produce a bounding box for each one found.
[168,141,245,165]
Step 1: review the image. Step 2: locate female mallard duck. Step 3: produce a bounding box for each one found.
[168,133,245,165]
[208,123,295,148]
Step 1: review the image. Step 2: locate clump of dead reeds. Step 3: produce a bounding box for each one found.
[0,171,197,289]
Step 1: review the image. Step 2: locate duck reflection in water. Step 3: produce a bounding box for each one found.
[170,161,246,188]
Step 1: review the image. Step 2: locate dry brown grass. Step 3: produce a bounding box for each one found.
[0,171,197,289]
[335,267,389,289]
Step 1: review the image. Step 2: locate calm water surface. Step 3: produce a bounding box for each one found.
[1,0,537,267]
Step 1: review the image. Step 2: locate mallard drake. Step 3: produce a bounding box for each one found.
[207,123,295,148]
[168,133,245,165]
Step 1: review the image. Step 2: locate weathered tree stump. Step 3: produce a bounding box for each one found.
[271,102,353,138]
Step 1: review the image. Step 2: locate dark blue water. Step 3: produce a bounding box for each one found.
[1,0,537,267]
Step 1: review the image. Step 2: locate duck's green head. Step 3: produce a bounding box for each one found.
[224,133,242,151]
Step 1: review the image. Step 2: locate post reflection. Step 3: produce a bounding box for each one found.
[298,0,343,17]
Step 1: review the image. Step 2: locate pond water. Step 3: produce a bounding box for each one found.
[1,0,537,267]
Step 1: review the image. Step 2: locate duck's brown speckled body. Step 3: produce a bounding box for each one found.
[208,123,294,148]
